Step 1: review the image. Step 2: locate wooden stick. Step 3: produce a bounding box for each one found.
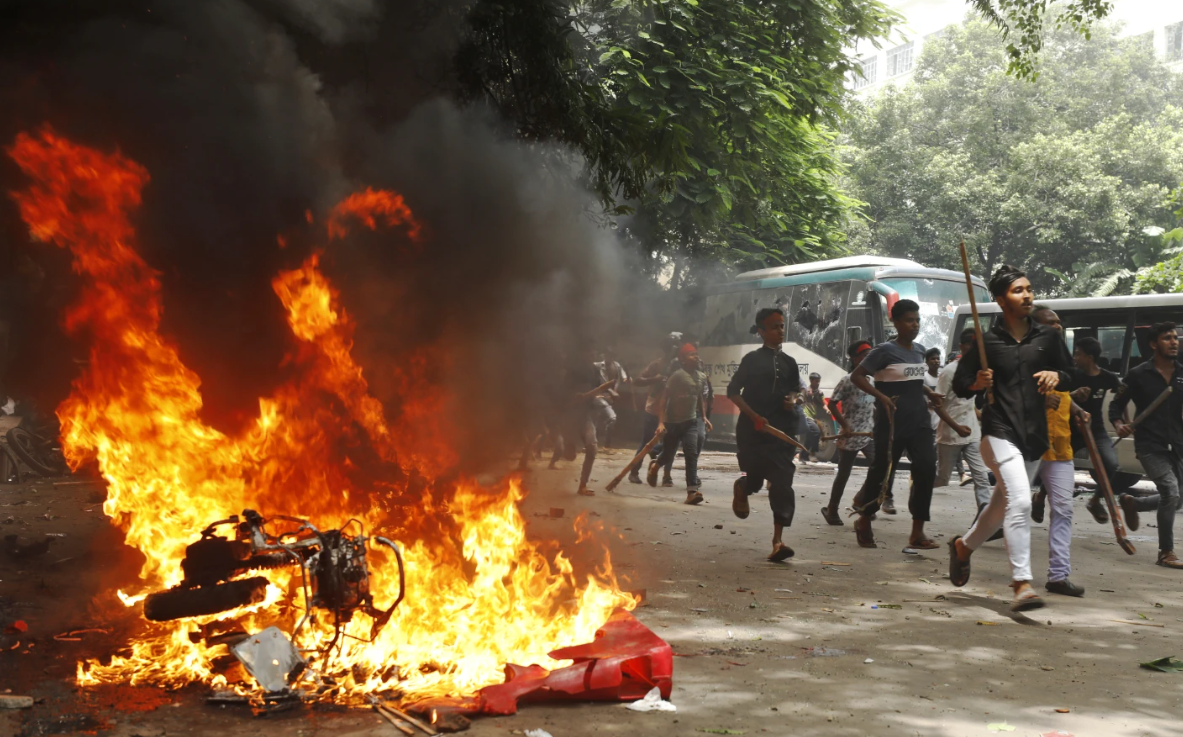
[382,704,438,736]
[1076,412,1136,555]
[1114,386,1172,446]
[1111,619,1165,628]
[605,428,667,491]
[372,705,415,736]
[821,432,872,441]
[959,240,993,405]
[760,423,807,451]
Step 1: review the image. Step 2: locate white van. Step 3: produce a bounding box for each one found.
[948,293,1183,477]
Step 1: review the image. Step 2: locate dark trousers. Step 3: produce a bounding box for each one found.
[739,444,796,527]
[555,411,598,487]
[829,442,877,510]
[655,419,700,489]
[662,416,706,484]
[630,412,661,479]
[853,422,937,521]
[1128,450,1183,552]
[1088,423,1135,495]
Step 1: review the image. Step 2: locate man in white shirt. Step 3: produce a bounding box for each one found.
[935,329,991,512]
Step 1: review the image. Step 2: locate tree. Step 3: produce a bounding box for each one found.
[1132,188,1183,294]
[456,0,898,280]
[967,0,1114,79]
[842,19,1183,295]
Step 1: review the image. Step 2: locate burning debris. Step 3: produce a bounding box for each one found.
[5,128,649,711]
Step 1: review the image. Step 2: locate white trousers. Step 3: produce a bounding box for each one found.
[964,436,1039,582]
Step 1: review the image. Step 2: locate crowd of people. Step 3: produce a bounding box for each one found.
[535,263,1183,615]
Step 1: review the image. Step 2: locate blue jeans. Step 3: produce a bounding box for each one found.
[655,419,700,489]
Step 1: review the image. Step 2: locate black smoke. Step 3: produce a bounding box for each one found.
[0,0,641,472]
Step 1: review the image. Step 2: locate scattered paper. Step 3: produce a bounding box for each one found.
[987,723,1016,733]
[864,658,874,664]
[625,687,676,713]
[525,730,554,737]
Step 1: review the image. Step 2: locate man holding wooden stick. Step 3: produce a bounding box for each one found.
[1109,322,1183,569]
[727,307,803,562]
[947,265,1075,612]
[822,340,876,525]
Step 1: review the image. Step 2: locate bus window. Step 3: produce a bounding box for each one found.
[788,281,847,367]
[702,290,762,346]
[949,312,998,358]
[845,280,874,348]
[878,277,989,361]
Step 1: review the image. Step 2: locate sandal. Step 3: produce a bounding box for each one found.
[577,486,595,497]
[768,543,795,562]
[908,538,940,550]
[948,535,971,587]
[854,517,876,548]
[732,477,750,519]
[1010,584,1045,613]
[685,491,704,505]
[1157,551,1183,569]
[820,506,844,526]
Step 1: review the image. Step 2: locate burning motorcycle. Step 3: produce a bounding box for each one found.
[143,509,405,656]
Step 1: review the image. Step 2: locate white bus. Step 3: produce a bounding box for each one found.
[696,256,988,453]
[949,293,1183,477]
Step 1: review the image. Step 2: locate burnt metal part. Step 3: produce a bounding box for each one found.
[143,576,269,622]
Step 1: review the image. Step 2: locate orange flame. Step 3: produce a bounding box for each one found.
[7,128,633,697]
[327,186,423,242]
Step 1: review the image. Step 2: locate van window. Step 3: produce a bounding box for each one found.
[1131,307,1183,371]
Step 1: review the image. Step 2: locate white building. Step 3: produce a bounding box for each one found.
[848,0,1183,95]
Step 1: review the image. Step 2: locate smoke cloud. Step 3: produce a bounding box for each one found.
[0,0,636,473]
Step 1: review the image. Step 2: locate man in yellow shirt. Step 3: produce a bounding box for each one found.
[1031,306,1086,597]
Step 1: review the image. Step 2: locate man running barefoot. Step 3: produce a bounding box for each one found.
[848,300,941,550]
[947,266,1074,612]
[727,308,803,562]
[1110,322,1183,569]
[823,341,876,525]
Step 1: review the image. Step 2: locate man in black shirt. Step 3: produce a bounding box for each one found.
[727,307,802,562]
[1109,322,1183,569]
[947,265,1074,612]
[1068,336,1130,523]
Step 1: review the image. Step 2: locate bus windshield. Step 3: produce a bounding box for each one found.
[877,277,988,358]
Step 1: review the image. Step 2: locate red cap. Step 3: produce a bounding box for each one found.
[678,343,697,359]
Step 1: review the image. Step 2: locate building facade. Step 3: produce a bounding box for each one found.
[848,0,1183,95]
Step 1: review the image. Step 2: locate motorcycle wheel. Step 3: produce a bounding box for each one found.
[6,427,60,477]
[143,576,270,622]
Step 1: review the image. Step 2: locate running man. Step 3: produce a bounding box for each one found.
[649,343,713,503]
[1109,322,1183,569]
[848,299,941,550]
[727,308,802,562]
[1062,336,1132,524]
[935,328,991,514]
[628,335,680,484]
[1030,305,1087,597]
[822,340,876,525]
[947,266,1074,612]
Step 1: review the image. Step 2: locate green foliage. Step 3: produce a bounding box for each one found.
[843,19,1183,295]
[456,0,898,282]
[966,0,1113,79]
[1133,188,1183,294]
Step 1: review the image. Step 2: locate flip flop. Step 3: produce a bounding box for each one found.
[577,487,595,497]
[907,538,940,550]
[768,544,795,562]
[820,506,844,526]
[1010,587,1045,612]
[948,535,970,587]
[732,477,750,519]
[854,518,876,548]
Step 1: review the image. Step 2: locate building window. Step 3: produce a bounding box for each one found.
[852,56,877,90]
[1168,22,1183,61]
[886,41,915,77]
